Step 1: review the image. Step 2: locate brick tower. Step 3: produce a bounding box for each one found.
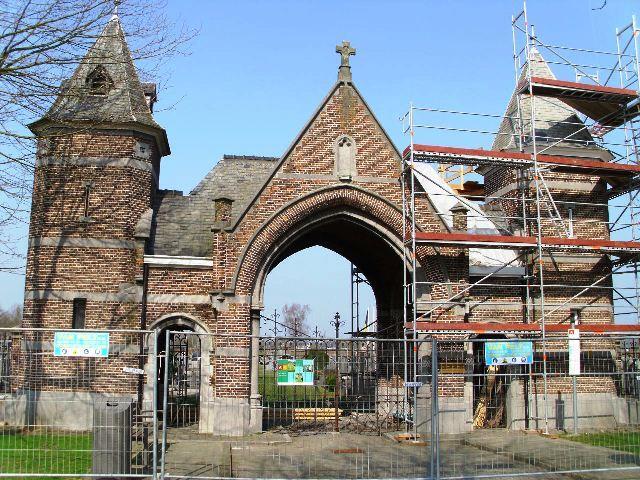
[24,15,169,331]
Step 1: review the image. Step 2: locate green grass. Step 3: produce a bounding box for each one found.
[564,431,640,456]
[259,372,332,402]
[0,430,92,478]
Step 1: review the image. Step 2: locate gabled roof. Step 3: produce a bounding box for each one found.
[29,15,169,154]
[224,79,403,232]
[151,77,404,256]
[493,48,595,152]
[152,155,278,256]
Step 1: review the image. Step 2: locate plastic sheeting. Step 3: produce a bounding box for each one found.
[412,162,521,269]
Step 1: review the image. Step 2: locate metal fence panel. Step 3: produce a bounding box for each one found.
[5,327,640,479]
[434,336,640,479]
[0,327,158,478]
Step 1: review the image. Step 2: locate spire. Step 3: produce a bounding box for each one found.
[492,47,594,152]
[30,14,169,154]
[336,41,356,83]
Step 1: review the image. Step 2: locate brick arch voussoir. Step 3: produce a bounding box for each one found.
[235,186,405,296]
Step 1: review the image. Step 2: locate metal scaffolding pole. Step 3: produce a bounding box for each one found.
[399,0,640,439]
[523,6,550,434]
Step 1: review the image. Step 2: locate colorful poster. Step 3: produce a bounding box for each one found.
[53,331,110,358]
[277,358,314,386]
[485,341,533,365]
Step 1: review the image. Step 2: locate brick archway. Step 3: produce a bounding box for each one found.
[234,184,416,335]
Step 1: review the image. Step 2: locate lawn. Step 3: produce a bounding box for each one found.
[259,371,333,402]
[0,429,92,478]
[564,431,640,456]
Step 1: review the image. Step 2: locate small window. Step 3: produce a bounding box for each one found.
[72,298,86,329]
[85,65,114,96]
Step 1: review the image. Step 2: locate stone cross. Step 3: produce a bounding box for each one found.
[336,41,356,67]
[336,41,356,82]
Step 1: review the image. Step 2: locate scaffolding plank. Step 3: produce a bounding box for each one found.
[522,77,637,100]
[405,321,640,335]
[518,77,639,127]
[405,144,640,176]
[413,231,640,253]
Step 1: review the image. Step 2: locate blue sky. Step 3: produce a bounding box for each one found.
[1,0,638,334]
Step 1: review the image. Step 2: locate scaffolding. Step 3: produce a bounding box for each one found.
[400,2,640,435]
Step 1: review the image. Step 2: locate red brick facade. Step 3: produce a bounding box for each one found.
[19,43,618,416]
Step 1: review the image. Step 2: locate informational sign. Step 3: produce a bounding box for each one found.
[404,381,423,388]
[568,328,581,376]
[123,367,145,375]
[277,358,314,386]
[53,331,109,358]
[485,341,533,365]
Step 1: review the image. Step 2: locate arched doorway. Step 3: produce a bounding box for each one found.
[248,208,417,432]
[252,209,409,337]
[149,315,210,428]
[220,185,443,436]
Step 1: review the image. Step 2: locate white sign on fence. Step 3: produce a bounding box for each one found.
[123,367,145,375]
[404,381,423,388]
[568,328,580,376]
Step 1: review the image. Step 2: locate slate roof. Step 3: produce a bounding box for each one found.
[493,48,595,151]
[151,155,278,257]
[30,16,163,132]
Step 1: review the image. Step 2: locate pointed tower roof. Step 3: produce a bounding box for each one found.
[29,15,169,154]
[492,48,596,154]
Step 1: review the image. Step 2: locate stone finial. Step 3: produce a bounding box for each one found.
[336,41,356,83]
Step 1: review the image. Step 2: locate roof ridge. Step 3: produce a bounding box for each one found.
[222,154,280,161]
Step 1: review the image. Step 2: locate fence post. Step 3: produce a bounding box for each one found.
[430,337,440,479]
[152,330,159,480]
[335,339,340,432]
[160,331,171,479]
[572,375,578,434]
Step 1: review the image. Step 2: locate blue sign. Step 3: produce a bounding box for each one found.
[54,332,110,358]
[485,341,533,365]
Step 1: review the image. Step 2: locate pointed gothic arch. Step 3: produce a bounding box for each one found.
[233,184,424,336]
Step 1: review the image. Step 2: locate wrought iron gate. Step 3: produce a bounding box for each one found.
[259,337,407,434]
[163,331,201,427]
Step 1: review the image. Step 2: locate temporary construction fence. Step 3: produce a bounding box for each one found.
[0,327,159,478]
[1,328,640,479]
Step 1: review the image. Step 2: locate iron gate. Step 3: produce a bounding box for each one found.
[259,337,411,434]
[162,331,202,427]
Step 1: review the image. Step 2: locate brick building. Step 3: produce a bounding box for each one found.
[16,15,639,435]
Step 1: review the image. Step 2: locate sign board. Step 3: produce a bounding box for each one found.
[123,367,145,375]
[568,328,581,376]
[53,332,110,358]
[485,341,533,365]
[277,358,314,386]
[404,381,423,388]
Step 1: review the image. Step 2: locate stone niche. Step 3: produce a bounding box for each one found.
[334,135,357,180]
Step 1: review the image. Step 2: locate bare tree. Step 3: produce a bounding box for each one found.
[0,304,22,327]
[281,303,311,337]
[0,0,195,272]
